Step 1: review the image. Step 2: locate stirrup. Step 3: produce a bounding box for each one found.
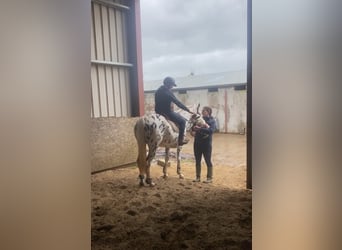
[178,138,189,146]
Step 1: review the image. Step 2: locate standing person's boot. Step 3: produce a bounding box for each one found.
[192,177,200,182]
[203,166,213,183]
[193,164,201,182]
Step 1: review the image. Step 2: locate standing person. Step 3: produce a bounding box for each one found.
[191,106,216,183]
[155,76,194,146]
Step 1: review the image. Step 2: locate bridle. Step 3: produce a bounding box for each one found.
[185,114,202,131]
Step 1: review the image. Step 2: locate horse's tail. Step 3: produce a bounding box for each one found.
[134,118,147,175]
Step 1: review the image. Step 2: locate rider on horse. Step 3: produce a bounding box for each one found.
[155,76,194,146]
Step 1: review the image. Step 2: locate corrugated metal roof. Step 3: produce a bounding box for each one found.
[144,70,246,91]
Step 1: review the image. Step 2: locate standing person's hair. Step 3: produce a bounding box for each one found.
[203,106,212,116]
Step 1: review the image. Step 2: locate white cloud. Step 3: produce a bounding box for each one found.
[140,0,247,80]
[143,49,246,80]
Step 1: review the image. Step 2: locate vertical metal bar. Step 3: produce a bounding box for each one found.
[246,0,252,189]
[108,8,116,116]
[100,5,106,61]
[104,71,109,117]
[116,8,124,63]
[121,10,131,117]
[96,64,102,117]
[134,0,145,116]
[100,6,110,117]
[127,0,145,116]
[91,2,98,116]
[122,11,128,63]
[92,2,98,60]
[94,3,106,117]
[107,7,113,62]
[224,89,228,133]
[114,9,120,62]
[111,67,117,117]
[90,84,95,118]
[115,8,120,61]
[113,68,121,116]
[120,5,128,116]
[118,68,123,116]
[125,69,131,116]
[115,8,123,116]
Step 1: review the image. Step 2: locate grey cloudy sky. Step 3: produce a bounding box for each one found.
[140,0,247,81]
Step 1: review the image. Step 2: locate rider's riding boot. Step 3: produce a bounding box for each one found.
[178,132,189,146]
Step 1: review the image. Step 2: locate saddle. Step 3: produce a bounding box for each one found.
[157,113,190,145]
[157,113,180,133]
[165,118,180,133]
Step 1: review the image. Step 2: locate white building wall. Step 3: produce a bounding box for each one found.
[144,87,246,133]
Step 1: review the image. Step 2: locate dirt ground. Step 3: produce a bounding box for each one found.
[91,133,251,250]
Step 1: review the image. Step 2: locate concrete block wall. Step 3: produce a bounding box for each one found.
[144,87,246,133]
[90,117,139,173]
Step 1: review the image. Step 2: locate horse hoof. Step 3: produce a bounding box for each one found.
[145,178,154,185]
[162,174,168,179]
[179,174,184,179]
[149,182,156,187]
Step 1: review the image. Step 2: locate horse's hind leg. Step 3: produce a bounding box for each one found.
[177,146,184,179]
[138,173,145,186]
[145,142,157,186]
[136,143,147,186]
[163,147,170,178]
[145,161,155,186]
[136,155,145,186]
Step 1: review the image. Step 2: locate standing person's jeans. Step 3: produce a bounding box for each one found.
[194,140,213,180]
[161,111,186,145]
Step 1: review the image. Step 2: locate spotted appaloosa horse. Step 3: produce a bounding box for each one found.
[134,112,205,186]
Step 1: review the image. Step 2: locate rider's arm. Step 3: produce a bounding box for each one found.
[165,90,191,113]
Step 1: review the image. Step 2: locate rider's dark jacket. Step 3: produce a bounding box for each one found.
[155,85,190,115]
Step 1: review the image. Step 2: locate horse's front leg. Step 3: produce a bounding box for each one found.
[177,146,184,179]
[138,173,145,186]
[163,147,170,178]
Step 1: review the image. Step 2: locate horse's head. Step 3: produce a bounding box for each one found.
[186,113,207,131]
[177,103,208,131]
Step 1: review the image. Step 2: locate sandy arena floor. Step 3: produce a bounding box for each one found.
[91,133,251,250]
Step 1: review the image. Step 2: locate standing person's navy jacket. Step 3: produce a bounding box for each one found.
[194,116,216,143]
[155,85,190,115]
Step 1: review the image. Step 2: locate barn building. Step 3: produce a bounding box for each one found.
[89,0,251,190]
[144,71,247,134]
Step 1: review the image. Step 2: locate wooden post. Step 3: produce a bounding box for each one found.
[246,0,252,189]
